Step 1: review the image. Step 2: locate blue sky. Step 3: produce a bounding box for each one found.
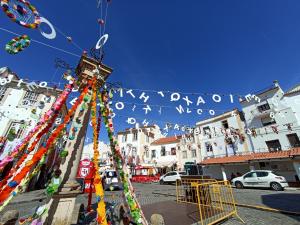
[1,0,300,142]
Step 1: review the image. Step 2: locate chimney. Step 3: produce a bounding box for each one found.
[273,80,279,87]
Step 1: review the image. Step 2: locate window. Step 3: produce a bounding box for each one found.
[205,142,213,152]
[165,172,177,177]
[203,126,211,135]
[132,132,138,141]
[244,172,257,178]
[256,172,269,177]
[121,147,126,156]
[171,147,176,155]
[146,135,150,143]
[191,149,197,158]
[145,149,149,158]
[21,91,39,106]
[222,120,229,129]
[261,117,276,126]
[122,135,127,143]
[6,121,26,140]
[151,150,156,159]
[266,140,281,152]
[287,133,300,148]
[0,86,7,102]
[182,151,187,159]
[257,103,270,112]
[131,147,137,156]
[161,146,166,156]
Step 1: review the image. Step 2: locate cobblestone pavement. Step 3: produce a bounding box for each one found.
[1,183,300,225]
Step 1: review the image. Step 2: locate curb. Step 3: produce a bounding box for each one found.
[285,187,300,191]
[235,203,300,216]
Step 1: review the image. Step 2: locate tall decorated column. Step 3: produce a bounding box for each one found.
[44,55,113,225]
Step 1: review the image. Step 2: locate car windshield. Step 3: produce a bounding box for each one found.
[271,171,282,176]
[106,171,117,178]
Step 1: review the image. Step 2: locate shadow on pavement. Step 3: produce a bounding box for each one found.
[261,193,300,222]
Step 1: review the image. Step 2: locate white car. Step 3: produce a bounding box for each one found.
[159,171,186,184]
[231,170,288,191]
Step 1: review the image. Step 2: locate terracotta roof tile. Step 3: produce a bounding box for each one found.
[200,148,300,165]
[151,136,181,145]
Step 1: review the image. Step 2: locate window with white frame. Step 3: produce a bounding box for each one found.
[161,146,166,156]
[171,147,176,155]
[21,91,39,106]
[182,151,187,159]
[191,149,197,158]
[151,150,156,159]
[6,121,26,140]
[133,132,138,141]
[205,142,213,152]
[0,86,7,102]
[122,135,127,143]
[131,147,137,156]
[146,134,150,143]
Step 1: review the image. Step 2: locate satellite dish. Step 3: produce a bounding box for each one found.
[0,67,8,75]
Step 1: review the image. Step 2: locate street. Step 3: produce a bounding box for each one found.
[1,183,300,225]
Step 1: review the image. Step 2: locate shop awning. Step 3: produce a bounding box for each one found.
[155,156,177,167]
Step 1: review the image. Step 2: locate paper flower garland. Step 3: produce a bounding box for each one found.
[1,0,41,28]
[5,35,31,54]
[91,77,108,225]
[0,84,73,191]
[0,82,91,206]
[99,91,148,225]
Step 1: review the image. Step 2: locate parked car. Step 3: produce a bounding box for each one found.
[159,171,186,184]
[103,170,122,191]
[231,170,288,191]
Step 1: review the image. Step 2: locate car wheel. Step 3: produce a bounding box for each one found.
[159,180,164,185]
[270,182,283,191]
[235,181,244,189]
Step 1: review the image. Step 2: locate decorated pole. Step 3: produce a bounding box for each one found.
[44,55,113,225]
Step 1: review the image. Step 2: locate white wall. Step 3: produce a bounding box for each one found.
[177,135,200,170]
[241,86,300,152]
[195,110,250,161]
[203,164,250,180]
[117,125,162,164]
[0,86,57,160]
[150,142,178,167]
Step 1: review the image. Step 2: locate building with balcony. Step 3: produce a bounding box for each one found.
[176,133,201,171]
[240,81,300,152]
[0,67,68,190]
[200,82,300,185]
[194,109,251,180]
[116,124,163,166]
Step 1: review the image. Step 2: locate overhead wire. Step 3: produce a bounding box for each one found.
[38,12,84,52]
[0,27,81,58]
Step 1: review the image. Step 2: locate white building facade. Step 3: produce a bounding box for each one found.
[177,134,201,171]
[117,124,162,166]
[0,67,68,189]
[0,67,67,161]
[149,136,180,170]
[200,82,300,185]
[195,109,251,180]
